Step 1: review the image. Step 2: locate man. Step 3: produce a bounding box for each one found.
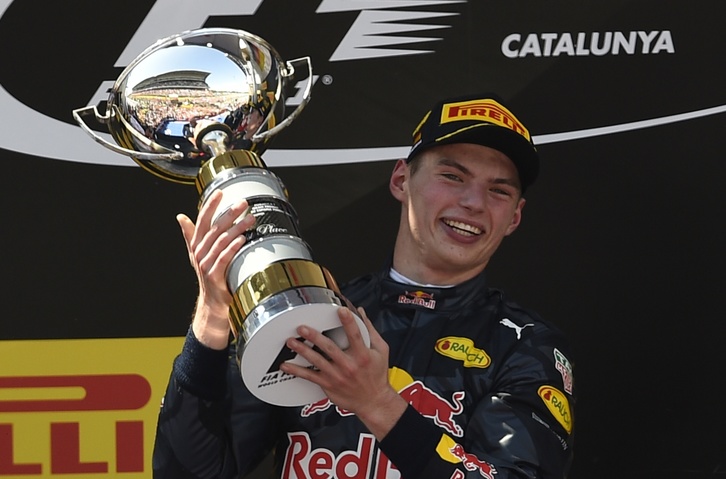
[153,93,576,478]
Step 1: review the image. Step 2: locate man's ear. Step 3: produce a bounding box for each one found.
[389,159,409,202]
[505,198,526,236]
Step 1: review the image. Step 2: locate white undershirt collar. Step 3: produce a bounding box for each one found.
[389,268,455,288]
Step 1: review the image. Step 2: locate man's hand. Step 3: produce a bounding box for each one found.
[177,189,255,350]
[280,307,408,440]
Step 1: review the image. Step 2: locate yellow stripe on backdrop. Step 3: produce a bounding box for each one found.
[0,337,184,479]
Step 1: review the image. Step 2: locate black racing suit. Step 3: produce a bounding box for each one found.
[153,266,576,478]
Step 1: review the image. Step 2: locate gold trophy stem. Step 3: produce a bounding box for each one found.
[228,259,342,336]
[195,150,268,195]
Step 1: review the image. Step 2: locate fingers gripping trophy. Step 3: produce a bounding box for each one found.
[73,28,370,407]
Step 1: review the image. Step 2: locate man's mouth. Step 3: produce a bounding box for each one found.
[443,219,482,237]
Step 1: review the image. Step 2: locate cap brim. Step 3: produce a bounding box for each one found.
[409,124,539,192]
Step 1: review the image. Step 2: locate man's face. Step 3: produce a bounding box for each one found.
[390,143,526,284]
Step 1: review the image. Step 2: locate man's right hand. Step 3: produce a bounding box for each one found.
[177,189,255,350]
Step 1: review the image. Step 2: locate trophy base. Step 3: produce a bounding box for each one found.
[236,287,370,407]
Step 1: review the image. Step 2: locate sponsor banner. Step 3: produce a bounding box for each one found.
[0,0,724,168]
[0,337,183,478]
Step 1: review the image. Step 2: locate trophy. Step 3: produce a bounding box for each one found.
[73,28,370,407]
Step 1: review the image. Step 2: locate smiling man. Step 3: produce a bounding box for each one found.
[389,143,525,285]
[154,93,576,479]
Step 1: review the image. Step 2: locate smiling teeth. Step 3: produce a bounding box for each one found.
[444,219,482,236]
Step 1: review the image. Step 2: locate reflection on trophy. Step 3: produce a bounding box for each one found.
[73,28,370,407]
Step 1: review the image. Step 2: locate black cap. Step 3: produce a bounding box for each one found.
[407,93,539,193]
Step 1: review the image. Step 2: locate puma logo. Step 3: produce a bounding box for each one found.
[499,318,534,340]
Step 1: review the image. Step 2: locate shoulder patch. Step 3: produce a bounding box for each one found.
[554,348,574,394]
[538,385,573,434]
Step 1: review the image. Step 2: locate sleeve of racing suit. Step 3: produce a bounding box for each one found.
[152,327,279,479]
[379,330,575,479]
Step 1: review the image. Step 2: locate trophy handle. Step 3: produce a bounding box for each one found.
[251,56,313,143]
[72,105,184,161]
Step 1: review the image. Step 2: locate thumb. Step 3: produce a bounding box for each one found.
[177,214,194,248]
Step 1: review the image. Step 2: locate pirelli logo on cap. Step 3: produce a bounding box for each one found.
[440,99,531,141]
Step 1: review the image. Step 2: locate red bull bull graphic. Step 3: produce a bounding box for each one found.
[398,381,465,437]
[300,397,351,418]
[301,368,465,438]
[435,435,498,479]
[448,443,497,479]
[397,290,436,309]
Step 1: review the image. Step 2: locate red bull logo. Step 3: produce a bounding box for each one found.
[449,443,497,479]
[397,290,436,309]
[398,381,465,437]
[282,432,399,479]
[301,368,465,438]
[300,397,351,418]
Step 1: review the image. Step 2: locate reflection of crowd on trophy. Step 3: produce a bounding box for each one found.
[120,89,262,161]
[117,84,276,159]
[127,89,247,135]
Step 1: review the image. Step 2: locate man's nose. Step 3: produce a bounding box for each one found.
[459,186,486,211]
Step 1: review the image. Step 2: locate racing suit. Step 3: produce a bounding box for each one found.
[153,265,576,478]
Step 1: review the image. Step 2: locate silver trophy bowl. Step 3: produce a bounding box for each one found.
[74,27,307,184]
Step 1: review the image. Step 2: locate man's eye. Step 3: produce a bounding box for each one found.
[443,173,461,181]
[491,188,512,196]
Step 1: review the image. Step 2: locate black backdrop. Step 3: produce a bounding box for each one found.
[2,1,725,478]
